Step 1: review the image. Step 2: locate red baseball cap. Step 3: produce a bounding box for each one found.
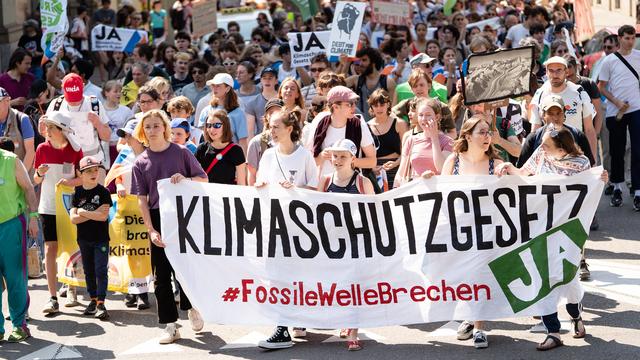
[62,73,84,103]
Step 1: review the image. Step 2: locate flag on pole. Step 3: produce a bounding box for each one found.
[40,0,69,64]
[444,0,457,16]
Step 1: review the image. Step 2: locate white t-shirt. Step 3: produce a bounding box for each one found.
[529,81,595,130]
[46,96,110,163]
[303,114,375,176]
[256,145,318,187]
[506,24,530,48]
[277,65,298,83]
[106,105,134,143]
[598,50,640,117]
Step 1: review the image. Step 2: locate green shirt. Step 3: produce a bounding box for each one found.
[395,81,448,104]
[0,149,26,224]
[495,115,517,162]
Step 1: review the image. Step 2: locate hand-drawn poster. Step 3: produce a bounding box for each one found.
[328,1,367,58]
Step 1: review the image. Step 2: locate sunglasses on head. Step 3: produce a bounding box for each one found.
[206,122,223,129]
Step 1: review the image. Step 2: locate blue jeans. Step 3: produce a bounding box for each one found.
[78,240,109,301]
[542,303,581,333]
[606,109,640,190]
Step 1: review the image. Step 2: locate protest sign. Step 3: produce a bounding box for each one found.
[192,0,218,39]
[56,185,152,294]
[328,1,367,58]
[91,25,148,53]
[462,47,534,106]
[40,0,68,62]
[371,0,412,26]
[288,31,331,67]
[158,169,603,328]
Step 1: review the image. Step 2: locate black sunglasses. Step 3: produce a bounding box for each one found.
[205,122,223,129]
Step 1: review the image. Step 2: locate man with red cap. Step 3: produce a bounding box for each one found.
[45,73,111,179]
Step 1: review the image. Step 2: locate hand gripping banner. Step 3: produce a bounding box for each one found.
[158,169,603,328]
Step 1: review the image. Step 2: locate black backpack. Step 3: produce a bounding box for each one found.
[170,7,186,31]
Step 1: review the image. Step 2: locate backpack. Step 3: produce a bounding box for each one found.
[18,105,46,149]
[170,7,186,31]
[53,95,100,114]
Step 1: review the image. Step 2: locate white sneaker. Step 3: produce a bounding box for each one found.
[64,286,80,307]
[292,328,307,338]
[188,308,204,332]
[159,323,181,344]
[457,320,474,340]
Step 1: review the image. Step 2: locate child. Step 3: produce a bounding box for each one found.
[170,118,197,154]
[33,112,83,314]
[69,156,113,320]
[318,139,374,351]
[167,96,201,143]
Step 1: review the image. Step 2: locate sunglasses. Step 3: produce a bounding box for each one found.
[191,70,204,75]
[223,61,237,66]
[603,45,614,50]
[310,67,327,73]
[205,122,223,129]
[252,37,263,42]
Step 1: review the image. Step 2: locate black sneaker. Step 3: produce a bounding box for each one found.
[590,216,599,231]
[579,260,591,281]
[124,294,138,308]
[83,300,97,315]
[137,293,150,310]
[610,189,623,207]
[258,326,293,349]
[604,184,614,196]
[634,196,640,212]
[95,303,109,320]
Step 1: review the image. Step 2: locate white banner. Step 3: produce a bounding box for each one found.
[328,1,367,58]
[288,31,331,67]
[158,169,603,328]
[91,25,148,53]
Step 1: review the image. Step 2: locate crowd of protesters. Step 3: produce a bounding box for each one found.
[0,0,635,352]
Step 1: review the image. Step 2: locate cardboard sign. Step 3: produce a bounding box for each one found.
[192,0,218,39]
[371,0,412,26]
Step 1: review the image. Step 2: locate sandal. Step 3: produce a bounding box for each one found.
[347,340,362,351]
[536,335,563,351]
[339,328,349,338]
[571,317,586,338]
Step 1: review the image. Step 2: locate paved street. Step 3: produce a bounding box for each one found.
[1,193,639,360]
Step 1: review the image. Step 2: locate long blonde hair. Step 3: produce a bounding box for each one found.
[133,109,172,146]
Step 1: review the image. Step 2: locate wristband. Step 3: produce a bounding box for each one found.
[35,170,43,178]
[29,212,39,218]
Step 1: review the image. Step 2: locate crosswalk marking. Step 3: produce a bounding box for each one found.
[17,343,82,360]
[120,338,184,355]
[582,259,640,306]
[220,331,268,349]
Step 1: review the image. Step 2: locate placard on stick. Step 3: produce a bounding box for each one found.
[192,0,218,39]
[461,47,534,106]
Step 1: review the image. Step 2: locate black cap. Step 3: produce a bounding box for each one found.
[261,66,278,77]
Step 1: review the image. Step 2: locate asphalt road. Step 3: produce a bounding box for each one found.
[1,193,639,360]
